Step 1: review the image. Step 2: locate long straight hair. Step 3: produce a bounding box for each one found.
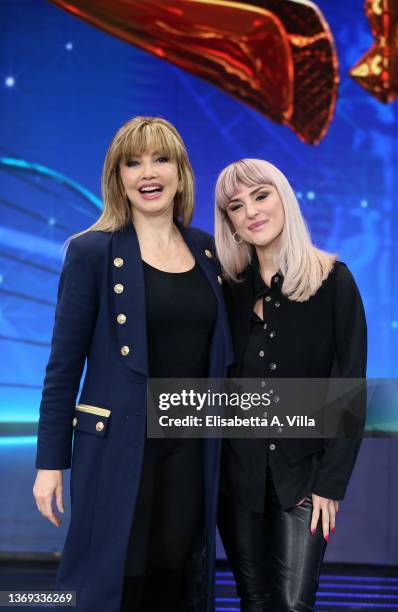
[66,116,194,246]
[215,159,337,302]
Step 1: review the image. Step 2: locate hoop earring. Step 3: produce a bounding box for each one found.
[232,232,243,245]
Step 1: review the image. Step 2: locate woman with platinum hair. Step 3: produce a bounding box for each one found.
[214,158,367,612]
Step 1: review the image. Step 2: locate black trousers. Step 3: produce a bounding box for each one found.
[121,438,203,612]
[218,470,327,612]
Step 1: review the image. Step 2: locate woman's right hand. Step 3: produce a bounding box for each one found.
[33,470,64,528]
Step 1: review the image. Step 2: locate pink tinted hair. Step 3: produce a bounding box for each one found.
[214,159,337,301]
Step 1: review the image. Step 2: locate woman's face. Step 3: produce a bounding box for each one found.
[226,182,285,250]
[119,149,179,218]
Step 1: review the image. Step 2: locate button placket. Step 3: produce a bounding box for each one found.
[264,286,278,383]
[252,276,280,414]
[113,263,132,357]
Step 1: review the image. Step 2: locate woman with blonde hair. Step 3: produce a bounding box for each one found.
[214,159,367,611]
[33,116,233,611]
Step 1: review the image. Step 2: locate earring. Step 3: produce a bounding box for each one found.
[232,232,243,244]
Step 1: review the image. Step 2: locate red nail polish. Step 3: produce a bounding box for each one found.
[331,527,335,534]
[324,534,329,542]
[311,529,316,536]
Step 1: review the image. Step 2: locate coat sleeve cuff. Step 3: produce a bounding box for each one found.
[311,478,347,501]
[35,442,72,470]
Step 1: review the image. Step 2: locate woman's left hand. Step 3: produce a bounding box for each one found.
[310,494,339,540]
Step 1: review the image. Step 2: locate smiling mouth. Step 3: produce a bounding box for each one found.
[138,184,164,200]
[248,220,268,231]
[139,185,163,194]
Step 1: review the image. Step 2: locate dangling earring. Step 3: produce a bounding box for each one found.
[232,232,243,245]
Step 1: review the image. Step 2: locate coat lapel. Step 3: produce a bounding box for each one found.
[179,225,221,306]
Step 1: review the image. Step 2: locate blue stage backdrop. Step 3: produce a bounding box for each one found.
[0,0,397,563]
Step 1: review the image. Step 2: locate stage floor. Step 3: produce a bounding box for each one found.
[0,560,397,610]
[216,562,398,610]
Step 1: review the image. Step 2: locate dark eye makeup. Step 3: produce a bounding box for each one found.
[124,154,170,167]
[228,190,271,211]
[256,192,269,201]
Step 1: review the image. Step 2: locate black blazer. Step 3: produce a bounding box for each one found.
[221,260,367,510]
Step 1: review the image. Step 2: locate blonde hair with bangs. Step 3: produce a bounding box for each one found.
[215,159,337,302]
[68,116,194,242]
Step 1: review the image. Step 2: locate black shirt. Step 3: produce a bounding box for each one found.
[221,268,283,511]
[143,260,217,378]
[221,258,367,511]
[240,268,283,379]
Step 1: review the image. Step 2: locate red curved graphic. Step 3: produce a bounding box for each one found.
[350,0,398,103]
[51,0,339,144]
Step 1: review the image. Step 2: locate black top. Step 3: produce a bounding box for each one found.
[143,260,217,378]
[239,268,283,379]
[221,258,367,511]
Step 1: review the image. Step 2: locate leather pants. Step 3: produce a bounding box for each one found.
[218,470,327,612]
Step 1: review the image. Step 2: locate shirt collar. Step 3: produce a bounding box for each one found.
[251,254,283,300]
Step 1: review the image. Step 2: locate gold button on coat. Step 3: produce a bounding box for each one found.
[117,314,127,324]
[205,249,213,258]
[114,257,124,268]
[217,275,222,285]
[114,283,124,294]
[72,417,77,427]
[121,345,130,356]
[96,421,104,432]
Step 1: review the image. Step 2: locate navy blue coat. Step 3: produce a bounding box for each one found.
[36,222,234,612]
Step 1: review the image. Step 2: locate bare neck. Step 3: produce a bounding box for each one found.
[132,209,179,250]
